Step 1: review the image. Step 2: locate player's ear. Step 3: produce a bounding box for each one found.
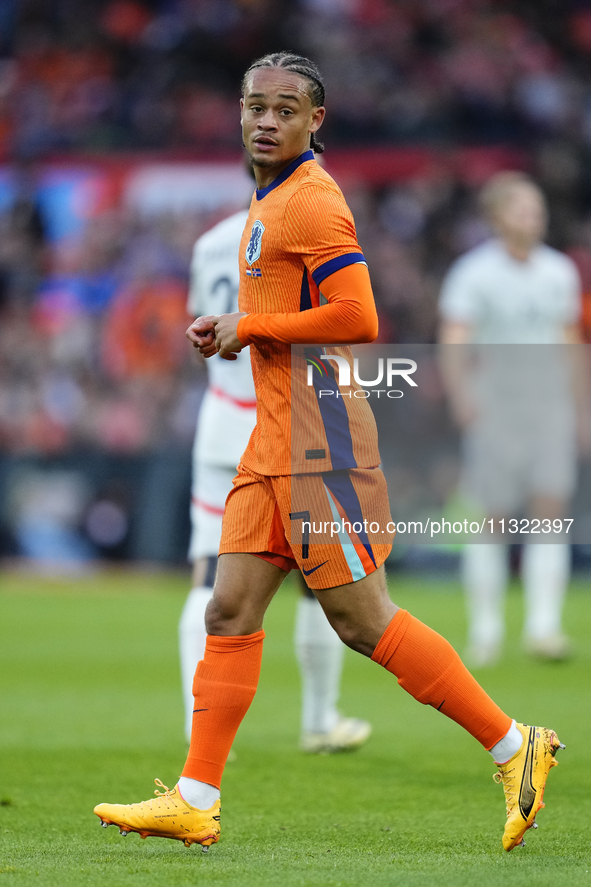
[309,106,325,133]
[240,97,244,124]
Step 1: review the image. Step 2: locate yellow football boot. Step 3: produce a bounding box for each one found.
[94,779,220,851]
[493,723,564,851]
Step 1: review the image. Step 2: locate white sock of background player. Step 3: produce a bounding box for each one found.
[522,543,570,641]
[179,586,213,742]
[462,543,509,657]
[295,595,343,736]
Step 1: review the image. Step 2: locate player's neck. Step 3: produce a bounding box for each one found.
[501,238,537,263]
[253,150,309,190]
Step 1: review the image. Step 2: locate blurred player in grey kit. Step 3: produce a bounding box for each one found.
[439,171,587,666]
[180,200,371,752]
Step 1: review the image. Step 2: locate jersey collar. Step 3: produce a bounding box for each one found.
[255,150,314,201]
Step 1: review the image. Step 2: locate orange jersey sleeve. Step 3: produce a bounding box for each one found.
[281,183,361,272]
[237,263,378,346]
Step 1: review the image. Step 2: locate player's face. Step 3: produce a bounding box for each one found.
[494,184,547,246]
[240,68,325,177]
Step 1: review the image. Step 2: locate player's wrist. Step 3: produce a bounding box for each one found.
[236,314,253,345]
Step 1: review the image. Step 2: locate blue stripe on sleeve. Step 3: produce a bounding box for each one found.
[311,253,367,287]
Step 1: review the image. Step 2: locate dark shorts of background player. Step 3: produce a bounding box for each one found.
[219,462,394,590]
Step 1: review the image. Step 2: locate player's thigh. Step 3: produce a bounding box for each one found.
[211,464,294,635]
[206,552,287,636]
[462,426,527,517]
[279,468,396,656]
[314,564,398,658]
[293,570,316,599]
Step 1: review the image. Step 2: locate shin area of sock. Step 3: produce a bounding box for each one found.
[181,630,265,787]
[371,610,511,750]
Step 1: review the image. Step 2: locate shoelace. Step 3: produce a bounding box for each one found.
[154,778,172,797]
[135,778,175,811]
[493,767,516,816]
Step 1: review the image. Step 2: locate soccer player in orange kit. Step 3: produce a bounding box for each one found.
[94,52,563,853]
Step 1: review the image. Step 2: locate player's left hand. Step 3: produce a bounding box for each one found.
[213,312,246,361]
[186,315,218,357]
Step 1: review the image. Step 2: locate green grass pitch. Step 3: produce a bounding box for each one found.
[1,566,590,887]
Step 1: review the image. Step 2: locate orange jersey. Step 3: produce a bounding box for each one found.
[236,150,381,476]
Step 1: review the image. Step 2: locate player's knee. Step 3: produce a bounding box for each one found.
[204,593,253,636]
[331,617,366,654]
[203,597,229,634]
[204,610,231,635]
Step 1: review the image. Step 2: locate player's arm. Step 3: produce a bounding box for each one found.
[233,186,378,349]
[236,262,378,347]
[438,259,481,428]
[560,260,591,452]
[187,262,378,356]
[194,188,379,356]
[563,324,591,454]
[438,321,478,428]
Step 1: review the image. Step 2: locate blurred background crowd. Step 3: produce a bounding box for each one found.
[2,0,591,565]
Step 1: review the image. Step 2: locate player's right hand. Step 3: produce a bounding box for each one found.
[186,316,218,358]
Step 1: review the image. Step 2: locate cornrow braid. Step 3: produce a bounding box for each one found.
[242,51,326,154]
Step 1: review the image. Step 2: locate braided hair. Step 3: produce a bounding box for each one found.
[241,52,325,154]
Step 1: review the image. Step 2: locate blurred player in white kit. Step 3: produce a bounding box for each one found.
[179,203,371,752]
[439,171,586,666]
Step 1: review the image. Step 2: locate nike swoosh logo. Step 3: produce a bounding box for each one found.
[302,561,328,576]
[193,708,209,713]
[519,726,537,819]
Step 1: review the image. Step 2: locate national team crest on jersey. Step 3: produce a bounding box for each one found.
[246,220,265,266]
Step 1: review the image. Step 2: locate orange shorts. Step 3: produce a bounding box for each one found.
[219,462,393,590]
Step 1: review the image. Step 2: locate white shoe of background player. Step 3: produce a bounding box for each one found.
[300,715,372,753]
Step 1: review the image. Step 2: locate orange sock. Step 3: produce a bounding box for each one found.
[372,610,511,750]
[182,630,265,787]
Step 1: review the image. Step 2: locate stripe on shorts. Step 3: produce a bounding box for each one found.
[323,486,365,582]
[322,470,377,581]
